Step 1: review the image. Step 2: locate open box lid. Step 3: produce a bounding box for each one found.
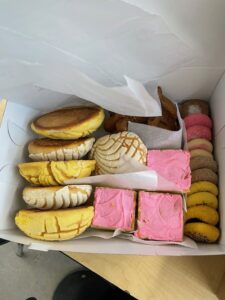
[0,1,225,254]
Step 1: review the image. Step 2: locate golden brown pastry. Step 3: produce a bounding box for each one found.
[18,160,96,185]
[104,114,148,133]
[89,131,147,174]
[157,86,177,119]
[103,86,178,132]
[31,106,104,139]
[23,185,92,209]
[15,207,94,241]
[28,137,95,161]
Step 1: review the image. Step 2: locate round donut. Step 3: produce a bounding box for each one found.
[187,125,212,141]
[190,149,213,159]
[184,113,212,129]
[190,156,218,172]
[191,168,218,184]
[187,139,213,152]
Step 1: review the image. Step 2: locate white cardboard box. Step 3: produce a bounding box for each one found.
[0,1,225,255]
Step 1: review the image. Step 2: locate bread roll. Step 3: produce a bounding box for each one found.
[23,185,92,209]
[89,131,147,174]
[18,161,96,185]
[15,207,94,241]
[28,137,95,161]
[31,106,104,139]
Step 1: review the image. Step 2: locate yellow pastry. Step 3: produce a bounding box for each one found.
[89,131,147,175]
[187,192,218,209]
[28,137,95,161]
[185,205,219,226]
[31,106,104,139]
[15,207,94,241]
[188,181,218,196]
[23,185,92,209]
[18,161,96,185]
[184,222,220,243]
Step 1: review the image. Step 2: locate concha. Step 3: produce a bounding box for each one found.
[15,207,94,241]
[89,131,147,174]
[28,137,95,161]
[23,185,92,209]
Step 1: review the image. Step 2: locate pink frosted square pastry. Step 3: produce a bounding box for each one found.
[92,187,136,231]
[147,150,191,192]
[135,192,183,241]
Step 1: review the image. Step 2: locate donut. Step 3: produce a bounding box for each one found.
[187,125,212,141]
[188,181,218,196]
[180,99,209,118]
[190,149,213,159]
[187,192,218,209]
[191,168,218,184]
[185,205,219,225]
[184,113,212,129]
[190,156,218,172]
[184,222,220,243]
[187,139,213,152]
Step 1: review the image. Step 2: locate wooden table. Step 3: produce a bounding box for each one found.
[65,253,225,300]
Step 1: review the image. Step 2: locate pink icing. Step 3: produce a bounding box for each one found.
[92,187,135,231]
[147,150,191,191]
[187,125,212,141]
[135,192,183,241]
[184,113,212,129]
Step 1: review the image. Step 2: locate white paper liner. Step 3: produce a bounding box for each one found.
[73,228,197,249]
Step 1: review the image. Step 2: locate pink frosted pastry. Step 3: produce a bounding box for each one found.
[135,192,183,241]
[184,113,212,129]
[147,150,191,192]
[187,138,213,153]
[187,125,212,141]
[92,187,136,231]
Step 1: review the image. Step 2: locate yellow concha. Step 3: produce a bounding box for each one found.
[18,161,96,186]
[184,222,220,243]
[187,192,218,209]
[18,162,58,185]
[188,181,218,196]
[15,207,94,241]
[31,106,105,139]
[50,160,96,184]
[185,205,219,226]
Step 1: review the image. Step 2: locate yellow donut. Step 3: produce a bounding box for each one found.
[188,181,218,196]
[190,149,213,159]
[187,192,218,209]
[185,205,219,226]
[184,222,220,243]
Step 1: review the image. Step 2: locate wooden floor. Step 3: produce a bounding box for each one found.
[66,253,225,300]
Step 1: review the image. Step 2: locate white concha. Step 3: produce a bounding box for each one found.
[23,185,92,209]
[29,137,95,161]
[89,131,147,174]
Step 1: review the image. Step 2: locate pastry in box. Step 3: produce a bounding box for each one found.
[92,187,136,232]
[147,150,191,192]
[135,191,183,242]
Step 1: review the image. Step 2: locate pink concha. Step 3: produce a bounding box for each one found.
[184,113,212,129]
[187,125,212,141]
